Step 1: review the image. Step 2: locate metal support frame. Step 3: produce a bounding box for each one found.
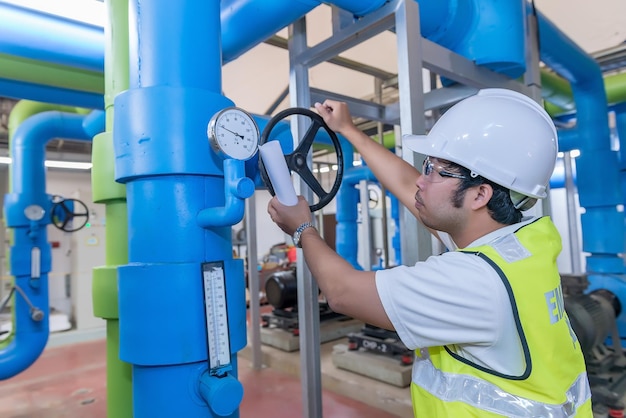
[282,0,534,415]
[245,195,263,370]
[288,17,323,418]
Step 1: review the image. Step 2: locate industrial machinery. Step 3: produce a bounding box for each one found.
[261,267,346,336]
[563,274,626,411]
[347,325,414,366]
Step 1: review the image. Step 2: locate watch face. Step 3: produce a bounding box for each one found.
[208,107,259,160]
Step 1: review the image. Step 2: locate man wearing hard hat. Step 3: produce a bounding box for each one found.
[267,89,592,417]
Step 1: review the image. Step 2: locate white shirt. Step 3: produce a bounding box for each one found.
[375,217,538,376]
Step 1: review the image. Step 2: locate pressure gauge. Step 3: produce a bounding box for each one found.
[24,205,45,221]
[207,107,260,161]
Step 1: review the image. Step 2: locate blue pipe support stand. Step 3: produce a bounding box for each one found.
[0,207,51,379]
[114,85,247,417]
[335,165,379,270]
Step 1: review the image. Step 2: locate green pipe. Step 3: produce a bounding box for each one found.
[0,54,103,94]
[541,69,626,117]
[90,0,132,417]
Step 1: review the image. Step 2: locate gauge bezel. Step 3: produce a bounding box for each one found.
[207,107,260,161]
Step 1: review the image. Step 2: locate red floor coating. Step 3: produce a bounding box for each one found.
[0,339,398,417]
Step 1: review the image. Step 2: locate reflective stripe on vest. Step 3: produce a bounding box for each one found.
[412,354,591,417]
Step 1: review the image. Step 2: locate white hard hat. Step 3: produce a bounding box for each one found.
[403,88,558,199]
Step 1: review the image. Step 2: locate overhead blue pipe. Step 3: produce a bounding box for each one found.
[1,0,526,107]
[0,2,104,72]
[0,111,93,379]
[0,78,104,110]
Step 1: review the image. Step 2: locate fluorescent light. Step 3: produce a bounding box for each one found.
[45,160,92,170]
[3,0,105,27]
[0,157,92,170]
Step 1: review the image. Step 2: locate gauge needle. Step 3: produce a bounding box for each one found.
[219,125,244,140]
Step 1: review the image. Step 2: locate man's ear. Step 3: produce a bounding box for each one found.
[471,183,493,210]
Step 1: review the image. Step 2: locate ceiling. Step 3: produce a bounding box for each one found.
[0,0,625,161]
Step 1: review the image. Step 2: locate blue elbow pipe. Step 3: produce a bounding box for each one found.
[197,159,255,227]
[82,110,106,138]
[1,111,92,380]
[536,11,610,154]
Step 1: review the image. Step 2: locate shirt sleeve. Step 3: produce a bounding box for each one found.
[375,251,509,350]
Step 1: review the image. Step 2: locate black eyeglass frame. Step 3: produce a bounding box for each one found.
[422,157,467,181]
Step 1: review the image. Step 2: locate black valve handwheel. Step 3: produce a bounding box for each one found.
[259,107,344,212]
[50,198,89,232]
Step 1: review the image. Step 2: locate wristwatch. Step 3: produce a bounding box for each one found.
[293,222,315,248]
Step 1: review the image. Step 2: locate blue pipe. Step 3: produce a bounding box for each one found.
[593,105,626,337]
[336,154,379,270]
[0,78,104,109]
[557,128,579,153]
[197,159,255,227]
[389,193,401,265]
[82,110,106,139]
[549,161,577,190]
[0,111,92,379]
[536,9,624,280]
[116,1,245,416]
[0,2,104,72]
[0,0,526,107]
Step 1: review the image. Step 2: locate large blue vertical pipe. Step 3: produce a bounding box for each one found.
[0,111,92,379]
[596,104,626,335]
[536,10,624,283]
[115,1,245,417]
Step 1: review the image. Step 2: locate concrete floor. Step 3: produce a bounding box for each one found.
[0,331,411,417]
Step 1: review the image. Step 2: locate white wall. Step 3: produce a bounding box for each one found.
[46,169,106,330]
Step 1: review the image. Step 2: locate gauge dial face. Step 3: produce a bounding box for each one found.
[24,204,45,221]
[208,107,260,161]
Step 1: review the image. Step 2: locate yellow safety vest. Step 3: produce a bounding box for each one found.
[410,217,592,417]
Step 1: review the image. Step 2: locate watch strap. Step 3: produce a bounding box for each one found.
[293,222,315,248]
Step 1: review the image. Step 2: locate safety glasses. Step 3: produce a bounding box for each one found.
[421,157,467,183]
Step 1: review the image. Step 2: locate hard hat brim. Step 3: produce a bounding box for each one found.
[402,134,439,158]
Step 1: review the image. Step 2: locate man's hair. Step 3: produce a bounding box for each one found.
[443,161,523,225]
